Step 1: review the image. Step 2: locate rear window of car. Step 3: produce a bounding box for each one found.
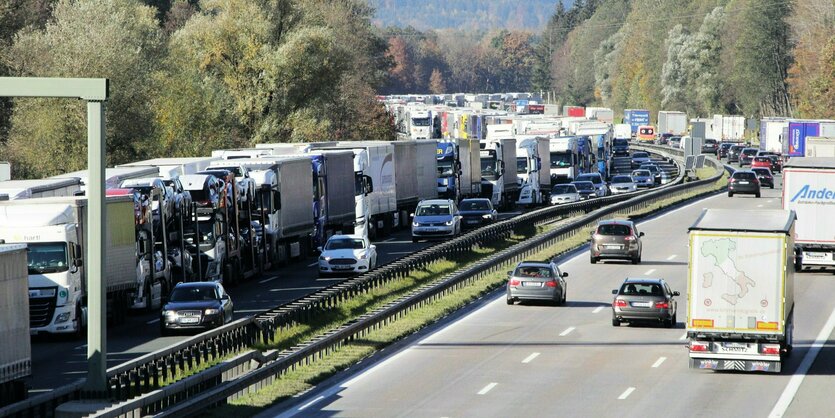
[514,266,554,278]
[742,149,758,155]
[597,224,632,236]
[619,282,664,296]
[632,152,649,158]
[752,168,771,175]
[731,145,745,152]
[733,172,756,180]
[754,157,770,162]
[611,176,632,183]
[632,170,650,177]
[704,139,717,144]
[572,181,594,191]
[460,200,489,211]
[577,174,602,185]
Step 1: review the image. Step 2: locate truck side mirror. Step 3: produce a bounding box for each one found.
[273,191,281,210]
[673,291,680,296]
[364,175,374,194]
[72,243,83,267]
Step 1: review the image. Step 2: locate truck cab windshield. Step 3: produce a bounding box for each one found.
[517,157,529,173]
[550,153,572,168]
[437,160,455,177]
[26,242,69,274]
[481,151,498,180]
[411,117,431,127]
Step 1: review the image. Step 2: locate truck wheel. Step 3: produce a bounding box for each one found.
[224,264,235,287]
[144,282,155,314]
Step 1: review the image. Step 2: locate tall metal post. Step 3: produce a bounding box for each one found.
[85,100,107,395]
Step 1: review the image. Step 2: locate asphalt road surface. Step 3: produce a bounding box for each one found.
[268,172,835,418]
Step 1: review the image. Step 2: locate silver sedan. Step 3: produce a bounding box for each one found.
[506,261,568,305]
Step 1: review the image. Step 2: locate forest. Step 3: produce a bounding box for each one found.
[367,0,564,31]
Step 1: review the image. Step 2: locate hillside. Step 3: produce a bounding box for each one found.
[368,0,572,31]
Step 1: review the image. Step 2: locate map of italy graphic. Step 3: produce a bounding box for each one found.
[700,239,756,305]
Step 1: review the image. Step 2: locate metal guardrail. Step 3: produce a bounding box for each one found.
[89,153,729,418]
[0,147,685,418]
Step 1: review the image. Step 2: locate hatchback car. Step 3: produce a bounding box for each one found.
[411,199,461,242]
[630,151,652,168]
[575,173,607,197]
[612,138,630,156]
[738,148,759,166]
[701,139,718,154]
[590,220,644,264]
[639,163,667,185]
[631,169,654,188]
[611,278,679,327]
[570,180,597,200]
[668,136,682,149]
[764,154,783,173]
[550,184,581,205]
[458,198,497,229]
[318,234,377,276]
[506,261,568,305]
[717,142,734,159]
[727,145,746,163]
[161,282,234,335]
[728,170,761,198]
[751,156,773,171]
[751,167,775,189]
[609,175,637,194]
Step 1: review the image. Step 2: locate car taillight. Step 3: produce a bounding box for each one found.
[689,341,709,352]
[729,178,736,183]
[624,236,635,241]
[613,299,627,307]
[509,279,520,286]
[761,344,781,355]
[545,280,558,288]
[654,301,669,309]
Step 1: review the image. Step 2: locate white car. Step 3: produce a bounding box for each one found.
[318,234,377,277]
[608,175,637,194]
[550,184,580,205]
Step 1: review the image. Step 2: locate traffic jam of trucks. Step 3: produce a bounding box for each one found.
[3,89,834,407]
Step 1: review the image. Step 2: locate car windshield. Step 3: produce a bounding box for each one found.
[26,242,70,274]
[632,152,649,159]
[641,165,659,173]
[597,224,632,236]
[613,138,628,147]
[576,174,601,185]
[754,157,770,162]
[325,238,365,250]
[416,203,452,216]
[620,282,664,296]
[572,182,593,191]
[513,266,554,278]
[460,200,490,211]
[611,176,632,183]
[552,185,576,194]
[632,170,650,177]
[170,286,218,302]
[480,150,498,179]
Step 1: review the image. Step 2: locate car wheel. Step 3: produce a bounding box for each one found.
[728,192,733,197]
[506,297,514,305]
[670,311,677,328]
[756,192,761,198]
[590,254,597,264]
[612,317,620,327]
[561,290,567,305]
[770,185,774,189]
[631,255,640,265]
[412,237,419,243]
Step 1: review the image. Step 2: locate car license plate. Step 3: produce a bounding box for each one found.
[467,219,480,224]
[631,301,651,307]
[522,282,541,287]
[333,265,353,270]
[739,181,749,184]
[179,317,199,324]
[604,244,623,250]
[423,228,437,232]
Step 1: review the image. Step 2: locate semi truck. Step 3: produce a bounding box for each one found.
[585,107,614,124]
[623,109,650,135]
[575,121,612,161]
[515,136,550,206]
[548,136,581,184]
[804,137,835,157]
[759,118,788,154]
[563,106,585,117]
[712,114,746,141]
[0,196,139,335]
[687,209,795,373]
[0,244,29,406]
[787,120,835,157]
[482,126,519,209]
[436,138,481,201]
[783,158,835,270]
[658,111,688,136]
[0,178,81,200]
[407,109,433,140]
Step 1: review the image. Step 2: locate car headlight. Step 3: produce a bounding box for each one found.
[204,308,220,315]
[359,252,369,259]
[482,214,492,219]
[162,310,173,317]
[412,221,420,227]
[319,255,330,261]
[444,220,454,226]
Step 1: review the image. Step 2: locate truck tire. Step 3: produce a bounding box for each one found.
[224,263,235,287]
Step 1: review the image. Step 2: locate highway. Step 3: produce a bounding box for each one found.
[268,171,835,418]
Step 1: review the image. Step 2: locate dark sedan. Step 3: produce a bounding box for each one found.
[701,139,718,154]
[612,277,679,327]
[727,145,746,163]
[571,180,597,200]
[161,282,234,335]
[458,198,497,229]
[718,142,734,159]
[752,167,775,189]
[739,147,759,166]
[728,170,761,198]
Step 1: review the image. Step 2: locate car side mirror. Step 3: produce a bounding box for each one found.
[317,246,323,252]
[409,213,415,218]
[639,232,645,237]
[612,289,618,294]
[561,272,569,278]
[507,271,513,276]
[673,291,680,296]
[222,294,229,300]
[370,245,376,250]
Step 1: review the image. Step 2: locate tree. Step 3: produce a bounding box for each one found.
[429,68,446,94]
[5,0,165,177]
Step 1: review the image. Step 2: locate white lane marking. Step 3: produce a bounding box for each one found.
[75,344,87,350]
[666,254,677,260]
[383,237,396,242]
[306,262,319,267]
[618,387,636,400]
[477,382,498,395]
[383,240,417,244]
[651,357,667,368]
[146,318,159,325]
[592,306,604,314]
[757,204,763,208]
[259,276,278,284]
[767,200,773,203]
[270,286,322,292]
[389,251,414,255]
[522,352,540,364]
[644,268,656,275]
[768,307,835,418]
[679,333,688,341]
[559,327,575,336]
[298,395,325,411]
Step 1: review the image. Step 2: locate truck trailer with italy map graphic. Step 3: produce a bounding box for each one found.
[686,209,795,372]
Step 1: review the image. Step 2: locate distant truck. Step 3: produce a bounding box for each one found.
[658,111,688,136]
[613,124,631,140]
[436,138,481,201]
[0,196,138,335]
[783,158,835,270]
[585,107,614,124]
[759,118,789,154]
[713,114,746,141]
[687,209,795,373]
[0,244,29,406]
[482,125,519,209]
[804,137,835,157]
[0,178,81,200]
[563,105,585,117]
[408,109,432,140]
[787,120,835,157]
[623,109,650,135]
[548,137,582,184]
[515,136,550,206]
